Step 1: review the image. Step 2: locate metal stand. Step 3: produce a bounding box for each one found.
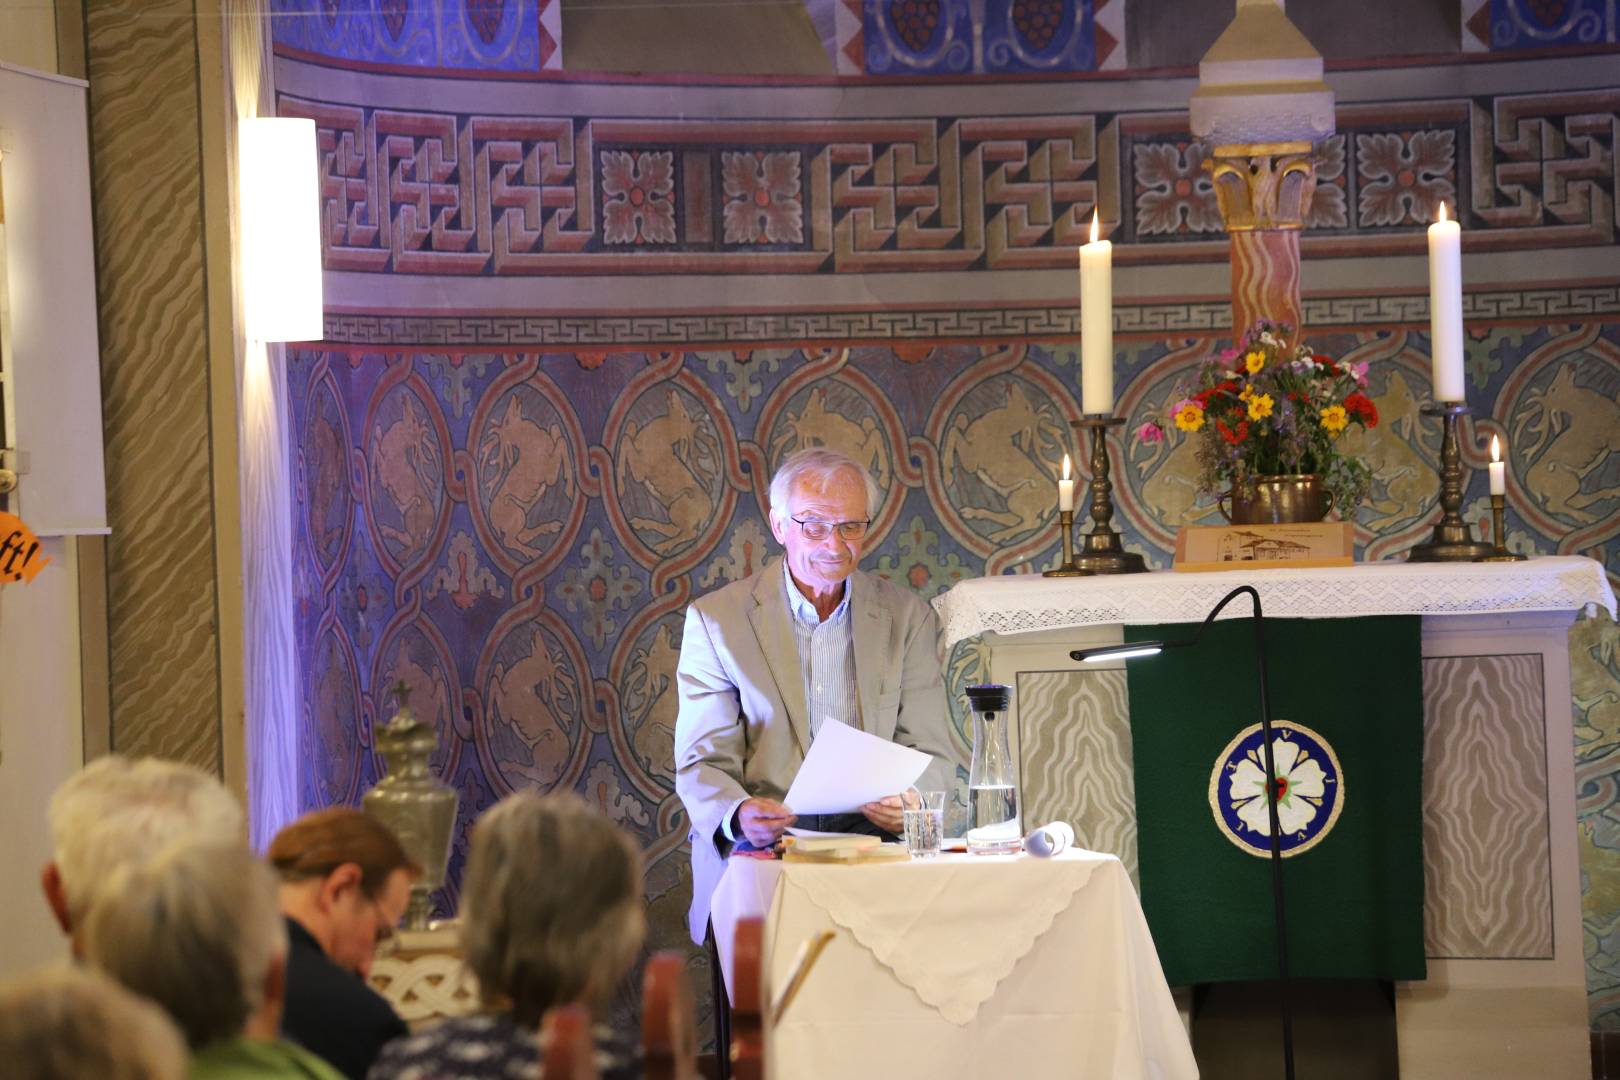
[1072,418,1147,574]
[1407,403,1495,563]
[1042,509,1089,577]
[1479,494,1526,562]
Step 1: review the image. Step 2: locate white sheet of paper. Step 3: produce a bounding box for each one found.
[785,828,871,840]
[783,718,932,815]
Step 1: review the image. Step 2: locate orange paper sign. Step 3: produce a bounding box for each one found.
[0,512,49,584]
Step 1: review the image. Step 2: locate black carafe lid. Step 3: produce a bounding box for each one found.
[964,683,1009,715]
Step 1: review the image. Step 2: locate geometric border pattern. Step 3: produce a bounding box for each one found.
[278,88,1619,279]
[323,283,1620,346]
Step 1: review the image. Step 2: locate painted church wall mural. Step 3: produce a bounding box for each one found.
[274,18,1620,1033]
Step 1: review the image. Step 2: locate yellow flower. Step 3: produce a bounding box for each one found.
[1244,350,1266,374]
[1238,384,1255,402]
[1174,402,1205,432]
[1320,404,1348,435]
[1247,393,1275,421]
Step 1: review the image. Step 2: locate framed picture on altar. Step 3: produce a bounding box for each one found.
[1173,522,1354,572]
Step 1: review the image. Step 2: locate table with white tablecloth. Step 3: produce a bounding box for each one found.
[709,848,1198,1080]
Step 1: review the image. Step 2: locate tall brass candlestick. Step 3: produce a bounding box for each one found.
[1408,403,1494,562]
[1072,418,1147,575]
[1042,509,1088,577]
[1479,494,1526,562]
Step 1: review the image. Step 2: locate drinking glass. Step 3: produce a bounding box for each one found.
[902,790,946,858]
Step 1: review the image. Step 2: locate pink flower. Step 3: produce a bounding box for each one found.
[1218,347,1239,363]
[1135,421,1165,444]
[1344,360,1369,387]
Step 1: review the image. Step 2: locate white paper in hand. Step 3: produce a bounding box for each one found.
[783,718,933,815]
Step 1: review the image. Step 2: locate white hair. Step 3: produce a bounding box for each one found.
[461,791,645,1026]
[768,446,880,521]
[81,841,285,1050]
[48,756,245,925]
[0,965,187,1080]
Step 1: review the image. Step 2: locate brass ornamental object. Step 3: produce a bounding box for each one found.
[364,681,460,931]
[1407,404,1495,562]
[1072,419,1147,575]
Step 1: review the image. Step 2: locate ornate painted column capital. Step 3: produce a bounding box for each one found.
[1189,2,1335,338]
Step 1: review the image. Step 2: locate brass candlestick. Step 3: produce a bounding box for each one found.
[1072,418,1147,575]
[1479,494,1526,562]
[1407,403,1495,563]
[1042,508,1089,577]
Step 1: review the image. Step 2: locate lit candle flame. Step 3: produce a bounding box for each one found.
[1062,453,1072,480]
[1491,434,1501,462]
[1090,210,1099,244]
[1437,201,1448,224]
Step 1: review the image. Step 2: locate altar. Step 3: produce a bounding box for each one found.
[931,556,1617,1080]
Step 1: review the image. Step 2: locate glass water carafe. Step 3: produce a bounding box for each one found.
[965,683,1021,854]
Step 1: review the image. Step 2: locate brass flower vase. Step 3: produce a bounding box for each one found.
[1219,474,1334,525]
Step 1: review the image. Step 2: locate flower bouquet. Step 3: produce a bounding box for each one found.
[1136,321,1378,519]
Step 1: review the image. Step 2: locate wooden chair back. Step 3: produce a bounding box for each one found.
[540,1003,600,1080]
[643,949,699,1080]
[729,916,765,1080]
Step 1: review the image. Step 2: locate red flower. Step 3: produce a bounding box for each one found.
[1345,392,1379,426]
[1218,419,1250,445]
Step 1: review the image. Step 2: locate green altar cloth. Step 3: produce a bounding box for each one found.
[1125,615,1426,986]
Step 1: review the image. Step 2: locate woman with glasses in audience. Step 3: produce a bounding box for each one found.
[269,808,420,1079]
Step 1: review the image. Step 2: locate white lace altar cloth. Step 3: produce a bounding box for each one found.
[710,851,1197,1080]
[933,555,1617,647]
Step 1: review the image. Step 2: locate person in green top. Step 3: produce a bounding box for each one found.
[82,838,346,1080]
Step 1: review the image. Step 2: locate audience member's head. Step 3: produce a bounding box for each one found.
[461,790,645,1026]
[44,755,244,941]
[267,807,420,979]
[0,964,188,1080]
[82,840,287,1051]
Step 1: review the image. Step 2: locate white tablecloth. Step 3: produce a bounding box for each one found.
[930,555,1617,647]
[709,850,1198,1080]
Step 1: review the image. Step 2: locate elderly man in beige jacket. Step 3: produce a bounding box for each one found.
[674,446,958,944]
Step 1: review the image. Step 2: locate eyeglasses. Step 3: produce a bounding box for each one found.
[791,516,870,542]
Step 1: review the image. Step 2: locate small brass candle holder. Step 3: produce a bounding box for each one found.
[1072,417,1147,575]
[1407,403,1495,563]
[1042,508,1089,577]
[1478,494,1526,562]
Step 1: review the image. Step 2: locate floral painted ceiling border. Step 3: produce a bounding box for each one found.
[270,0,561,72]
[1462,0,1618,51]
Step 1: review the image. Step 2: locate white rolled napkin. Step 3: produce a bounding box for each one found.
[1024,821,1074,858]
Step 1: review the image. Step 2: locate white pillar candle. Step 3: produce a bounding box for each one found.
[1058,453,1075,512]
[1489,434,1506,496]
[1080,212,1114,415]
[1427,202,1466,403]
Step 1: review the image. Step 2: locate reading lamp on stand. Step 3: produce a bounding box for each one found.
[1070,584,1294,1080]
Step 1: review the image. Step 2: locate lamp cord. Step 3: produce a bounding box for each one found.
[1193,585,1295,1080]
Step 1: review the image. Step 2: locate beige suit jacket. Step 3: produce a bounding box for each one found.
[673,558,956,943]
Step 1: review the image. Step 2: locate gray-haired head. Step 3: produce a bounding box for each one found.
[47,755,244,932]
[460,790,645,1026]
[0,965,188,1080]
[768,446,880,521]
[81,841,286,1050]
